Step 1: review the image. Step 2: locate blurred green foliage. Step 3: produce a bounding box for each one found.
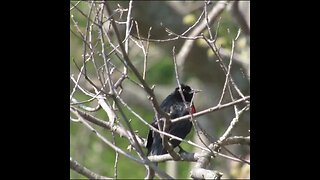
[146,56,174,85]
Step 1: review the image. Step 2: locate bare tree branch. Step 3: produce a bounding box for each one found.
[202,34,245,99]
[70,1,81,11]
[171,96,249,123]
[116,94,215,155]
[173,45,216,163]
[176,1,229,71]
[218,34,236,105]
[191,168,223,180]
[71,108,143,164]
[70,157,112,179]
[70,107,173,179]
[123,0,133,76]
[230,1,250,36]
[148,147,246,164]
[70,107,140,143]
[221,136,250,146]
[103,1,167,121]
[218,105,249,143]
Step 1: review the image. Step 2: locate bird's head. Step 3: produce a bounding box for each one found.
[174,84,201,102]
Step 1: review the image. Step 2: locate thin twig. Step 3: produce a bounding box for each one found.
[131,33,203,43]
[112,98,146,155]
[205,0,214,39]
[116,96,248,167]
[154,46,183,160]
[130,22,150,80]
[144,27,152,77]
[70,28,100,58]
[98,3,115,95]
[88,6,106,91]
[80,1,94,83]
[173,46,215,159]
[71,82,248,166]
[135,21,152,80]
[218,36,235,105]
[104,1,169,131]
[70,13,89,101]
[230,1,250,36]
[181,9,205,36]
[202,34,245,99]
[112,131,119,179]
[90,11,149,156]
[171,96,250,123]
[72,51,108,95]
[71,98,101,112]
[148,147,247,164]
[218,105,249,143]
[72,108,144,164]
[70,107,144,146]
[116,94,245,163]
[213,28,251,165]
[71,2,101,27]
[111,96,174,179]
[115,95,210,153]
[114,145,119,179]
[70,13,84,39]
[70,74,98,99]
[70,1,81,11]
[176,1,229,69]
[220,136,250,146]
[214,17,222,41]
[125,0,133,54]
[124,0,133,76]
[72,107,171,179]
[70,157,112,179]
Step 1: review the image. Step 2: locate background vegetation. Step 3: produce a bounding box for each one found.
[70,1,250,179]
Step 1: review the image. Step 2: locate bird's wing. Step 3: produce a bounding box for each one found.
[146,94,175,152]
[146,120,159,152]
[159,94,175,113]
[168,102,191,119]
[166,102,192,148]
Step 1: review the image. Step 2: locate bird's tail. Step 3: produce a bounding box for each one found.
[146,166,155,180]
[146,152,159,179]
[145,156,158,180]
[146,147,161,179]
[146,131,164,179]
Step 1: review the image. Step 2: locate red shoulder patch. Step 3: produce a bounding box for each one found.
[191,104,196,113]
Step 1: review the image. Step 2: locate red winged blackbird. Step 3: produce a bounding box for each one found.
[146,84,200,156]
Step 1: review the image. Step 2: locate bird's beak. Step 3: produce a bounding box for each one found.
[191,89,202,94]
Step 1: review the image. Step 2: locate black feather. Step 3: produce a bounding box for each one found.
[146,84,195,155]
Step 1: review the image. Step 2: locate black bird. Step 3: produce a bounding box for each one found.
[146,84,199,156]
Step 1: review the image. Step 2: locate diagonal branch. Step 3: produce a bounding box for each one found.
[70,107,144,164]
[176,1,229,71]
[221,136,250,146]
[70,157,112,179]
[171,96,249,123]
[218,105,249,143]
[202,34,245,99]
[103,1,166,120]
[230,1,250,36]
